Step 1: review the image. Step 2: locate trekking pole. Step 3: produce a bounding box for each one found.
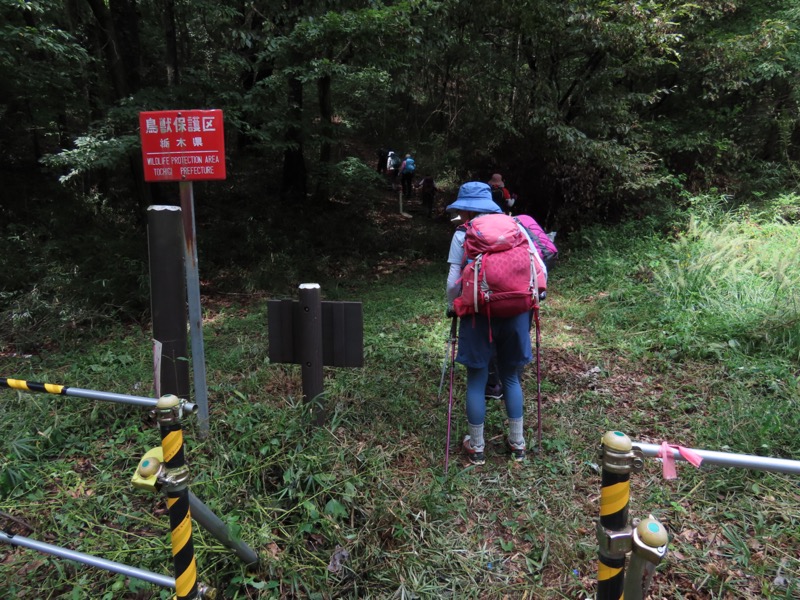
[533,301,542,451]
[437,324,453,402]
[443,316,458,476]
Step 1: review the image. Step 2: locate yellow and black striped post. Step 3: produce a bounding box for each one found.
[156,394,198,600]
[597,431,643,600]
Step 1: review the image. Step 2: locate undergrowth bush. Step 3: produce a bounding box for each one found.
[326,157,385,203]
[565,192,800,365]
[0,228,147,353]
[654,202,800,360]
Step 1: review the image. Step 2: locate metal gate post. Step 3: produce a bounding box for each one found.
[155,394,213,599]
[596,431,643,600]
[623,516,669,600]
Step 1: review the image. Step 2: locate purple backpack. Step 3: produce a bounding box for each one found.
[517,215,558,268]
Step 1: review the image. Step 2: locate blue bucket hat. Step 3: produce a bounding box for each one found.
[446,181,502,214]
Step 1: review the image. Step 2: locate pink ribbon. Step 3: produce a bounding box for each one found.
[657,442,703,479]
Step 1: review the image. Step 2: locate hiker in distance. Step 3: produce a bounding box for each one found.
[415,174,438,218]
[445,181,533,465]
[376,147,389,174]
[399,153,416,199]
[487,173,515,214]
[386,151,401,189]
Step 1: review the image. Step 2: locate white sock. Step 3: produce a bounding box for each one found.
[509,418,525,447]
[467,423,485,451]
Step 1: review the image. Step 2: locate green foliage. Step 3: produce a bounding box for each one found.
[41,133,140,184]
[0,218,148,353]
[325,156,385,200]
[561,195,800,459]
[648,0,800,196]
[5,0,800,272]
[564,193,800,359]
[753,191,800,223]
[0,0,93,163]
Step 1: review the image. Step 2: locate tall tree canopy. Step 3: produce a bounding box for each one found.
[2,0,798,223]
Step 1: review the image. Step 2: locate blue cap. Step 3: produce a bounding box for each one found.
[446,181,502,214]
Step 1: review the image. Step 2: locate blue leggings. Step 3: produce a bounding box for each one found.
[466,364,524,425]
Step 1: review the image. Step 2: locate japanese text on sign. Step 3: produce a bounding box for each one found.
[139,110,226,182]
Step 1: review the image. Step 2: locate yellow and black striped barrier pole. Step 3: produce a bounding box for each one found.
[1,376,197,413]
[596,431,643,600]
[155,394,213,600]
[134,449,259,568]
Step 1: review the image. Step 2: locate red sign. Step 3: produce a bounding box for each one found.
[139,109,226,182]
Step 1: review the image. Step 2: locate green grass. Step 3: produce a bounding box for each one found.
[1,194,799,598]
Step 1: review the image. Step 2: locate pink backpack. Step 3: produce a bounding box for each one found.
[454,214,547,318]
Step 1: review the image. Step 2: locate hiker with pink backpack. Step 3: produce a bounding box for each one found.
[445,181,547,465]
[483,211,556,421]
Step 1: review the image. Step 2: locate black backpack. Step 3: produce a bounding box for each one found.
[490,186,505,210]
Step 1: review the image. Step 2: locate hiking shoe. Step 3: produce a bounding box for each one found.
[462,435,485,465]
[485,383,504,400]
[507,438,526,462]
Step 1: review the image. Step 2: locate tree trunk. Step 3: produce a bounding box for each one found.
[281,75,307,204]
[84,0,129,98]
[110,0,142,91]
[163,0,179,86]
[84,0,152,220]
[314,71,333,203]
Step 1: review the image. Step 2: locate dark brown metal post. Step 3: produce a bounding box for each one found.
[147,205,190,401]
[298,284,325,424]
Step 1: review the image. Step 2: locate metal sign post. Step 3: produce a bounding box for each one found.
[179,181,210,438]
[298,284,325,423]
[139,109,227,439]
